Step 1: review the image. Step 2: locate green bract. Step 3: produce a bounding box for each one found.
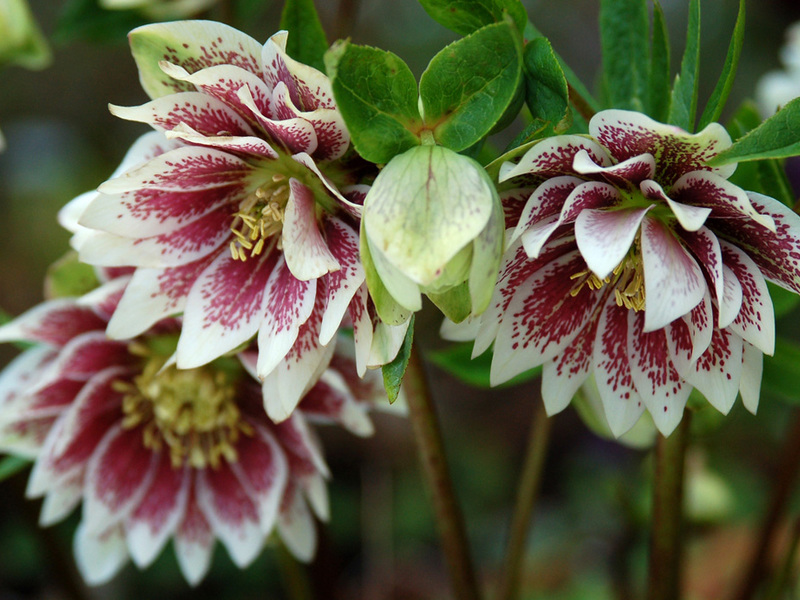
[362,145,503,325]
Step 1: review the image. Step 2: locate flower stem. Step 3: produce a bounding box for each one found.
[495,400,552,600]
[405,347,482,600]
[568,83,596,123]
[731,409,800,600]
[763,517,800,600]
[646,414,691,600]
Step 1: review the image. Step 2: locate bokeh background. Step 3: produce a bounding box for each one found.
[2,0,800,598]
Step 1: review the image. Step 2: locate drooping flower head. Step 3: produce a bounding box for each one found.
[0,277,392,585]
[60,21,405,421]
[447,109,800,436]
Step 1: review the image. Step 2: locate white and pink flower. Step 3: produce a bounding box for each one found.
[446,109,800,436]
[0,284,390,585]
[60,21,404,421]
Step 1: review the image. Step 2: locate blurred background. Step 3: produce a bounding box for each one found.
[2,0,800,598]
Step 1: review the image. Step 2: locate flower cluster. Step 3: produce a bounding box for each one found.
[446,109,800,435]
[0,276,389,585]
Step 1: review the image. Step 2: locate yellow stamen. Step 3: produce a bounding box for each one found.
[569,242,646,311]
[229,179,291,262]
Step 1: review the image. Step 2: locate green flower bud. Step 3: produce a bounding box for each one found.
[362,144,503,324]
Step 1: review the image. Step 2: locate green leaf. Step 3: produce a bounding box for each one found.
[428,342,541,388]
[382,317,414,403]
[708,97,800,166]
[647,1,670,122]
[279,0,328,73]
[522,36,570,135]
[325,41,421,164]
[668,0,701,131]
[600,0,649,111]
[420,21,522,151]
[697,0,745,130]
[770,283,800,319]
[763,338,800,405]
[44,252,100,300]
[418,0,527,36]
[55,0,146,44]
[0,456,30,483]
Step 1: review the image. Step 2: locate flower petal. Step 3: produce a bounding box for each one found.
[318,218,364,346]
[262,31,336,110]
[46,332,131,383]
[237,85,317,155]
[74,524,129,586]
[0,300,105,346]
[178,249,278,369]
[677,227,725,321]
[499,135,612,183]
[576,207,651,280]
[592,296,645,437]
[509,176,580,246]
[627,310,691,436]
[542,315,599,415]
[719,265,744,330]
[277,485,316,562]
[173,484,214,586]
[740,341,763,414]
[165,123,280,159]
[641,216,705,331]
[589,109,735,185]
[683,328,743,414]
[640,179,711,232]
[573,149,656,185]
[491,250,604,385]
[302,368,375,437]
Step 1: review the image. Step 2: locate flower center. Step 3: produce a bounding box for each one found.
[229,173,290,261]
[569,246,646,311]
[116,348,252,469]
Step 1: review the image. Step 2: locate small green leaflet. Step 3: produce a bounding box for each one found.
[0,456,30,483]
[279,0,329,73]
[417,0,527,36]
[44,252,100,300]
[383,317,415,403]
[668,0,701,131]
[599,0,649,112]
[647,1,670,122]
[709,97,800,166]
[522,36,570,136]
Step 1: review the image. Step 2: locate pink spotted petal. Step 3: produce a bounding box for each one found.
[627,310,691,436]
[641,216,705,331]
[173,485,215,586]
[576,207,652,280]
[271,81,349,160]
[262,31,336,110]
[491,250,604,385]
[237,85,317,155]
[74,524,129,586]
[0,346,58,414]
[319,218,364,345]
[272,411,329,479]
[107,255,216,340]
[97,146,252,194]
[261,304,335,421]
[0,300,105,347]
[719,265,744,330]
[589,109,735,185]
[178,249,278,369]
[228,426,288,533]
[573,149,656,185]
[125,455,190,568]
[678,227,725,320]
[196,461,264,568]
[592,296,645,437]
[499,135,613,182]
[255,257,317,378]
[719,240,775,354]
[665,290,713,372]
[713,192,800,294]
[303,368,374,436]
[640,179,711,232]
[277,485,316,562]
[83,425,159,534]
[282,179,340,281]
[47,332,129,382]
[740,341,763,414]
[79,206,231,268]
[671,172,775,230]
[158,61,272,124]
[78,276,129,321]
[109,92,255,138]
[683,328,743,414]
[474,235,576,357]
[164,123,279,159]
[39,470,84,526]
[541,315,599,415]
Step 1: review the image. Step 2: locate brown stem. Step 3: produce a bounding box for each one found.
[568,83,596,123]
[646,413,691,600]
[405,348,482,600]
[731,409,800,600]
[276,542,315,600]
[495,401,551,600]
[334,0,361,40]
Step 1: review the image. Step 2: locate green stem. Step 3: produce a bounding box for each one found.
[568,83,596,123]
[405,348,482,600]
[732,409,800,600]
[646,414,691,600]
[495,401,552,600]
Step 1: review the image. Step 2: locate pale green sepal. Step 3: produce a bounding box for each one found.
[360,221,413,326]
[367,234,423,313]
[129,21,264,100]
[0,0,50,70]
[363,145,494,286]
[468,190,504,316]
[428,282,472,324]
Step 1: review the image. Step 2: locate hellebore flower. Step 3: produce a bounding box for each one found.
[61,22,403,420]
[446,109,800,436]
[361,144,504,324]
[0,283,391,585]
